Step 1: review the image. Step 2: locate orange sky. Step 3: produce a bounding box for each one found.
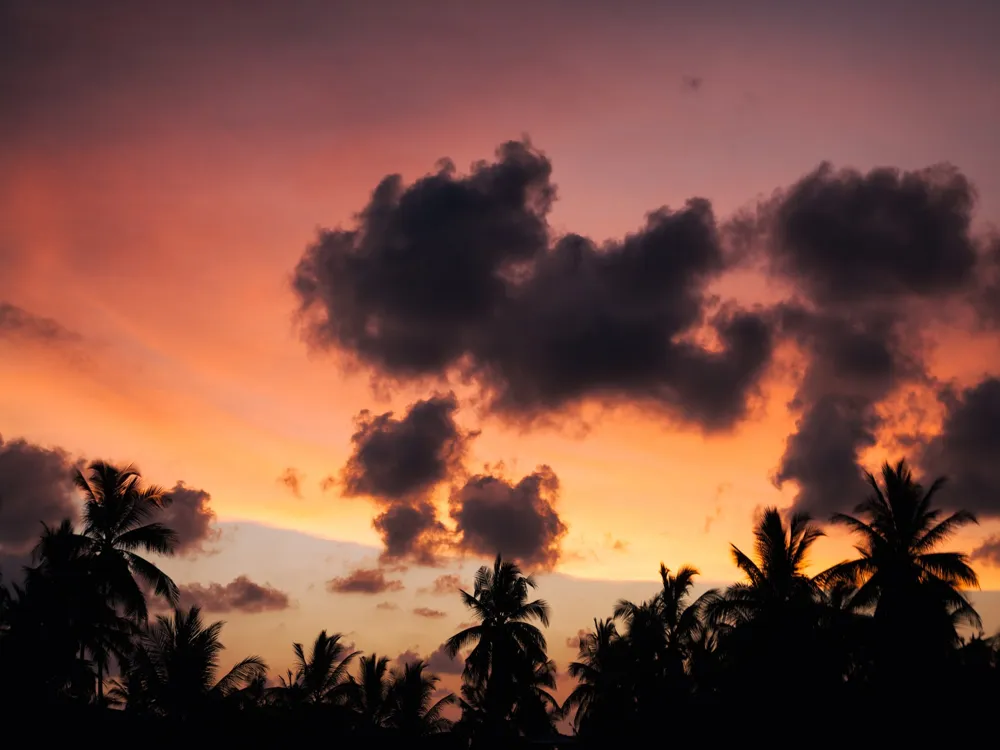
[2,0,1000,684]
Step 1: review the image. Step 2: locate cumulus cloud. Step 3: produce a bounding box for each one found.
[971,536,1000,567]
[0,435,80,576]
[278,467,304,498]
[161,482,220,555]
[426,643,465,675]
[338,394,474,564]
[327,567,405,594]
[760,163,981,516]
[450,466,567,569]
[920,377,1000,517]
[0,302,80,344]
[419,573,463,596]
[376,601,399,610]
[292,140,774,432]
[164,576,291,614]
[393,648,422,667]
[413,606,447,619]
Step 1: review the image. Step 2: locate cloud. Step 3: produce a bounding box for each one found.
[0,302,80,344]
[340,393,474,501]
[566,629,588,649]
[376,601,399,610]
[338,394,474,564]
[292,140,774,432]
[278,467,304,498]
[971,536,1000,567]
[0,435,80,576]
[681,75,702,91]
[920,377,1000,517]
[426,643,465,675]
[393,648,423,667]
[327,567,405,594]
[413,606,447,619]
[758,162,981,516]
[161,482,220,555]
[419,573,463,596]
[165,576,291,614]
[450,465,567,569]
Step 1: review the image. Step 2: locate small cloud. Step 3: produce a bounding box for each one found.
[278,467,304,498]
[413,607,447,619]
[154,576,291,614]
[376,601,399,610]
[418,573,463,596]
[0,302,80,344]
[566,629,588,649]
[704,482,730,533]
[681,74,703,92]
[393,648,422,667]
[971,535,1000,567]
[327,567,404,594]
[320,475,337,492]
[603,533,628,552]
[426,643,465,675]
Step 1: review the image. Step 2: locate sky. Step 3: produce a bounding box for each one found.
[2,0,1000,700]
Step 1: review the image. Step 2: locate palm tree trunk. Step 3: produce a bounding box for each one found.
[96,655,105,706]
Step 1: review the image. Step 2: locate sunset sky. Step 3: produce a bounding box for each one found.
[2,0,1000,698]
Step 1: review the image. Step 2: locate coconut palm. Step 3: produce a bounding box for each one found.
[122,606,266,718]
[564,618,627,735]
[819,460,980,639]
[282,630,359,705]
[709,507,824,626]
[348,653,392,730]
[386,660,454,736]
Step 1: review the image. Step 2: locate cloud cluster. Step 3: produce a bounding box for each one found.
[298,140,1000,534]
[327,567,405,594]
[161,482,220,556]
[426,643,465,675]
[294,140,774,431]
[165,576,291,614]
[0,302,80,344]
[450,466,567,569]
[0,435,80,576]
[419,573,463,596]
[413,606,447,619]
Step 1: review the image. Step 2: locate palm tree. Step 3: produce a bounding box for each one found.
[386,660,454,737]
[281,630,359,705]
[75,461,180,623]
[709,507,824,627]
[349,653,392,731]
[819,460,981,674]
[564,618,627,735]
[121,606,266,718]
[446,554,551,744]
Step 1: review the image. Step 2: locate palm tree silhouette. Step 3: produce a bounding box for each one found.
[447,554,551,745]
[386,660,454,737]
[120,606,266,718]
[348,653,393,731]
[564,618,626,735]
[819,460,981,683]
[281,630,359,706]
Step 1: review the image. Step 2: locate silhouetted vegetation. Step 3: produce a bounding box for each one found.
[1,459,998,745]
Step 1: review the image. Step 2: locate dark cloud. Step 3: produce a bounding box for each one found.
[426,643,465,675]
[0,302,79,344]
[419,573,463,596]
[340,393,474,501]
[764,162,978,307]
[971,536,1000,567]
[376,601,399,611]
[166,576,291,614]
[0,435,80,577]
[393,648,422,667]
[161,482,220,555]
[920,377,1000,517]
[413,606,446,619]
[760,162,981,516]
[278,467,304,498]
[327,567,404,594]
[339,394,473,564]
[681,75,703,91]
[372,500,446,565]
[566,629,588,649]
[450,466,567,569]
[292,140,774,431]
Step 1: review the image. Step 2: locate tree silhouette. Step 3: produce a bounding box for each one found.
[278,630,359,707]
[564,618,628,736]
[117,606,266,719]
[446,554,551,746]
[348,652,393,731]
[386,660,454,737]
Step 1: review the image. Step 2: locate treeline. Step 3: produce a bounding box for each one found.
[1,460,998,746]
